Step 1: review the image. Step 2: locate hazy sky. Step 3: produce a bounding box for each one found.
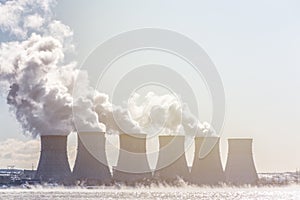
[0,0,299,172]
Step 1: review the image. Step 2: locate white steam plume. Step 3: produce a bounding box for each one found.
[0,0,104,136]
[128,92,216,136]
[0,0,54,38]
[94,92,141,135]
[0,0,215,138]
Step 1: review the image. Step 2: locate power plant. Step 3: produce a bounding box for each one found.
[72,132,112,185]
[113,134,152,185]
[225,138,258,185]
[33,133,259,186]
[35,135,72,183]
[0,0,265,188]
[189,137,225,185]
[154,135,190,182]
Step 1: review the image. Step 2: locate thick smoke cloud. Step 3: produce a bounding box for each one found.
[0,0,104,136]
[0,0,54,38]
[128,92,216,136]
[1,33,75,136]
[94,92,141,135]
[0,0,215,137]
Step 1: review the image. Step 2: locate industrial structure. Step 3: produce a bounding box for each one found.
[113,134,152,184]
[73,132,112,185]
[225,138,258,185]
[154,135,189,182]
[189,137,225,185]
[30,132,260,186]
[35,135,72,183]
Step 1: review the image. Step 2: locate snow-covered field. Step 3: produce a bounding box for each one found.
[0,185,300,200]
[0,173,299,199]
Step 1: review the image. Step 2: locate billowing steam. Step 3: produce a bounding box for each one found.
[0,0,54,38]
[128,92,215,136]
[0,0,104,136]
[0,0,215,137]
[94,92,141,134]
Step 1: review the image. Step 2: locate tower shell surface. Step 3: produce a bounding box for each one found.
[225,138,258,185]
[35,135,72,183]
[73,132,112,185]
[189,137,225,185]
[154,135,190,182]
[113,134,152,184]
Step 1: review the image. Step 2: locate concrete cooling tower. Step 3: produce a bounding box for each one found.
[113,134,152,185]
[35,135,72,183]
[72,132,112,185]
[154,135,189,183]
[189,137,225,185]
[225,138,258,185]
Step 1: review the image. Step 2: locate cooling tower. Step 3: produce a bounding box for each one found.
[35,135,72,183]
[225,138,258,185]
[72,132,112,185]
[113,134,152,185]
[154,135,189,182]
[189,137,225,185]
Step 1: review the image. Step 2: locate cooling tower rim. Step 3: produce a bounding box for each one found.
[77,131,105,133]
[194,136,220,138]
[119,133,148,138]
[158,135,187,149]
[77,131,105,136]
[228,138,253,141]
[158,135,186,138]
[40,135,69,137]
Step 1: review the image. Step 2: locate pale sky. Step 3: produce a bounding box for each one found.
[0,0,299,172]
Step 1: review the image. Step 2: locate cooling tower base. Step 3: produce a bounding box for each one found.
[225,139,258,185]
[113,169,152,186]
[35,135,72,184]
[113,134,152,185]
[154,135,190,183]
[189,137,225,185]
[72,132,112,185]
